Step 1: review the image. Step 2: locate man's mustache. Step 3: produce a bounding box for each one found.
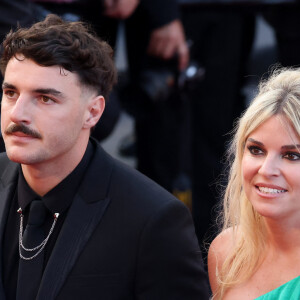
[4,124,42,139]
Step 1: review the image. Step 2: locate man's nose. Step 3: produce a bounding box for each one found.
[9,96,31,124]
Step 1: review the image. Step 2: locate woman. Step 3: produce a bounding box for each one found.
[208,68,300,299]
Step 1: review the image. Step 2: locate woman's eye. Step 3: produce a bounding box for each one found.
[247,146,264,155]
[283,152,300,161]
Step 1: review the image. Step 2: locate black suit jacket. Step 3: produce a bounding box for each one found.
[0,141,209,299]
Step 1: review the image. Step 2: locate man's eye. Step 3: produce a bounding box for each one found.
[247,146,264,155]
[4,90,16,98]
[40,95,53,103]
[283,152,300,161]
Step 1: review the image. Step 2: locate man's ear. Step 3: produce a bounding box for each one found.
[83,95,105,129]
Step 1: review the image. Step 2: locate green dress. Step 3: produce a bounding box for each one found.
[255,276,300,299]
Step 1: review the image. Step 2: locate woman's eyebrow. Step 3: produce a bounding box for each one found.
[248,138,300,150]
[281,144,300,150]
[247,138,264,146]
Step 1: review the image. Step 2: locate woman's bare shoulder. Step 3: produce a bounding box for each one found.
[208,227,237,293]
[209,227,236,260]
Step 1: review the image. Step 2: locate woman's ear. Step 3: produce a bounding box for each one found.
[83,95,105,129]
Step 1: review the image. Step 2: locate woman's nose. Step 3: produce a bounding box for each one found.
[258,154,280,177]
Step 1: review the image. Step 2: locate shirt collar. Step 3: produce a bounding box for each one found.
[18,141,94,214]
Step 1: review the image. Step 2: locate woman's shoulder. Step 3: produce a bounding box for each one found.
[209,227,237,261]
[208,227,238,293]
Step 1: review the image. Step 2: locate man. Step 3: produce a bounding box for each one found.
[0,15,209,299]
[0,0,38,152]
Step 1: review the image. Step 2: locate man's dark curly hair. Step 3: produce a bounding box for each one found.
[0,14,117,99]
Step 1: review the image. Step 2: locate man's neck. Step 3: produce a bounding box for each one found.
[21,142,88,196]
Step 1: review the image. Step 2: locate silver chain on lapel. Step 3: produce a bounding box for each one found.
[18,208,60,260]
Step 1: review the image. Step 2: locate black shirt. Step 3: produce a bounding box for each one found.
[3,142,94,300]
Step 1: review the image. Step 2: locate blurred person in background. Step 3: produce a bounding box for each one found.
[178,0,256,248]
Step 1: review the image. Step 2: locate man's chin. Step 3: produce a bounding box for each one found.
[6,148,37,165]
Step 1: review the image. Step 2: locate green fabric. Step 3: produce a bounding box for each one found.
[255,276,300,299]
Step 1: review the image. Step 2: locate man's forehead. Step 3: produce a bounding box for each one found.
[3,58,98,101]
[6,56,69,74]
[5,57,80,87]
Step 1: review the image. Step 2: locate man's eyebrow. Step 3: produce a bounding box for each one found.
[33,88,64,98]
[2,83,65,98]
[2,82,16,90]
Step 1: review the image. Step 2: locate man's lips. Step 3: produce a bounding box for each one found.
[10,132,33,138]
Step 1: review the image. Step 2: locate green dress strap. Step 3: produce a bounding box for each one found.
[255,276,300,300]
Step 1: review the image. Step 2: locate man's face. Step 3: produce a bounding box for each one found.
[1,57,99,169]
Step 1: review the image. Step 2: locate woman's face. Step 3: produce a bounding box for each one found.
[242,115,300,223]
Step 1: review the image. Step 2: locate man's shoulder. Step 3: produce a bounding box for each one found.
[93,143,184,212]
[0,152,19,186]
[0,152,12,170]
[110,153,174,197]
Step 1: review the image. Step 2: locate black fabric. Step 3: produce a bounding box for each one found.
[0,140,210,299]
[2,191,19,300]
[178,0,296,4]
[141,0,180,29]
[2,142,93,300]
[16,200,47,300]
[88,0,180,30]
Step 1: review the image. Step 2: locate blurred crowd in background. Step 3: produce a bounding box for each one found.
[1,0,300,255]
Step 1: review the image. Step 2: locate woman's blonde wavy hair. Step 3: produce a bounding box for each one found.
[214,67,300,299]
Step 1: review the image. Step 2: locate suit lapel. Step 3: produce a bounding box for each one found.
[37,143,114,300]
[37,194,110,300]
[0,158,19,299]
[0,157,19,228]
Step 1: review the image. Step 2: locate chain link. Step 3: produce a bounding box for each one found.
[18,209,59,261]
